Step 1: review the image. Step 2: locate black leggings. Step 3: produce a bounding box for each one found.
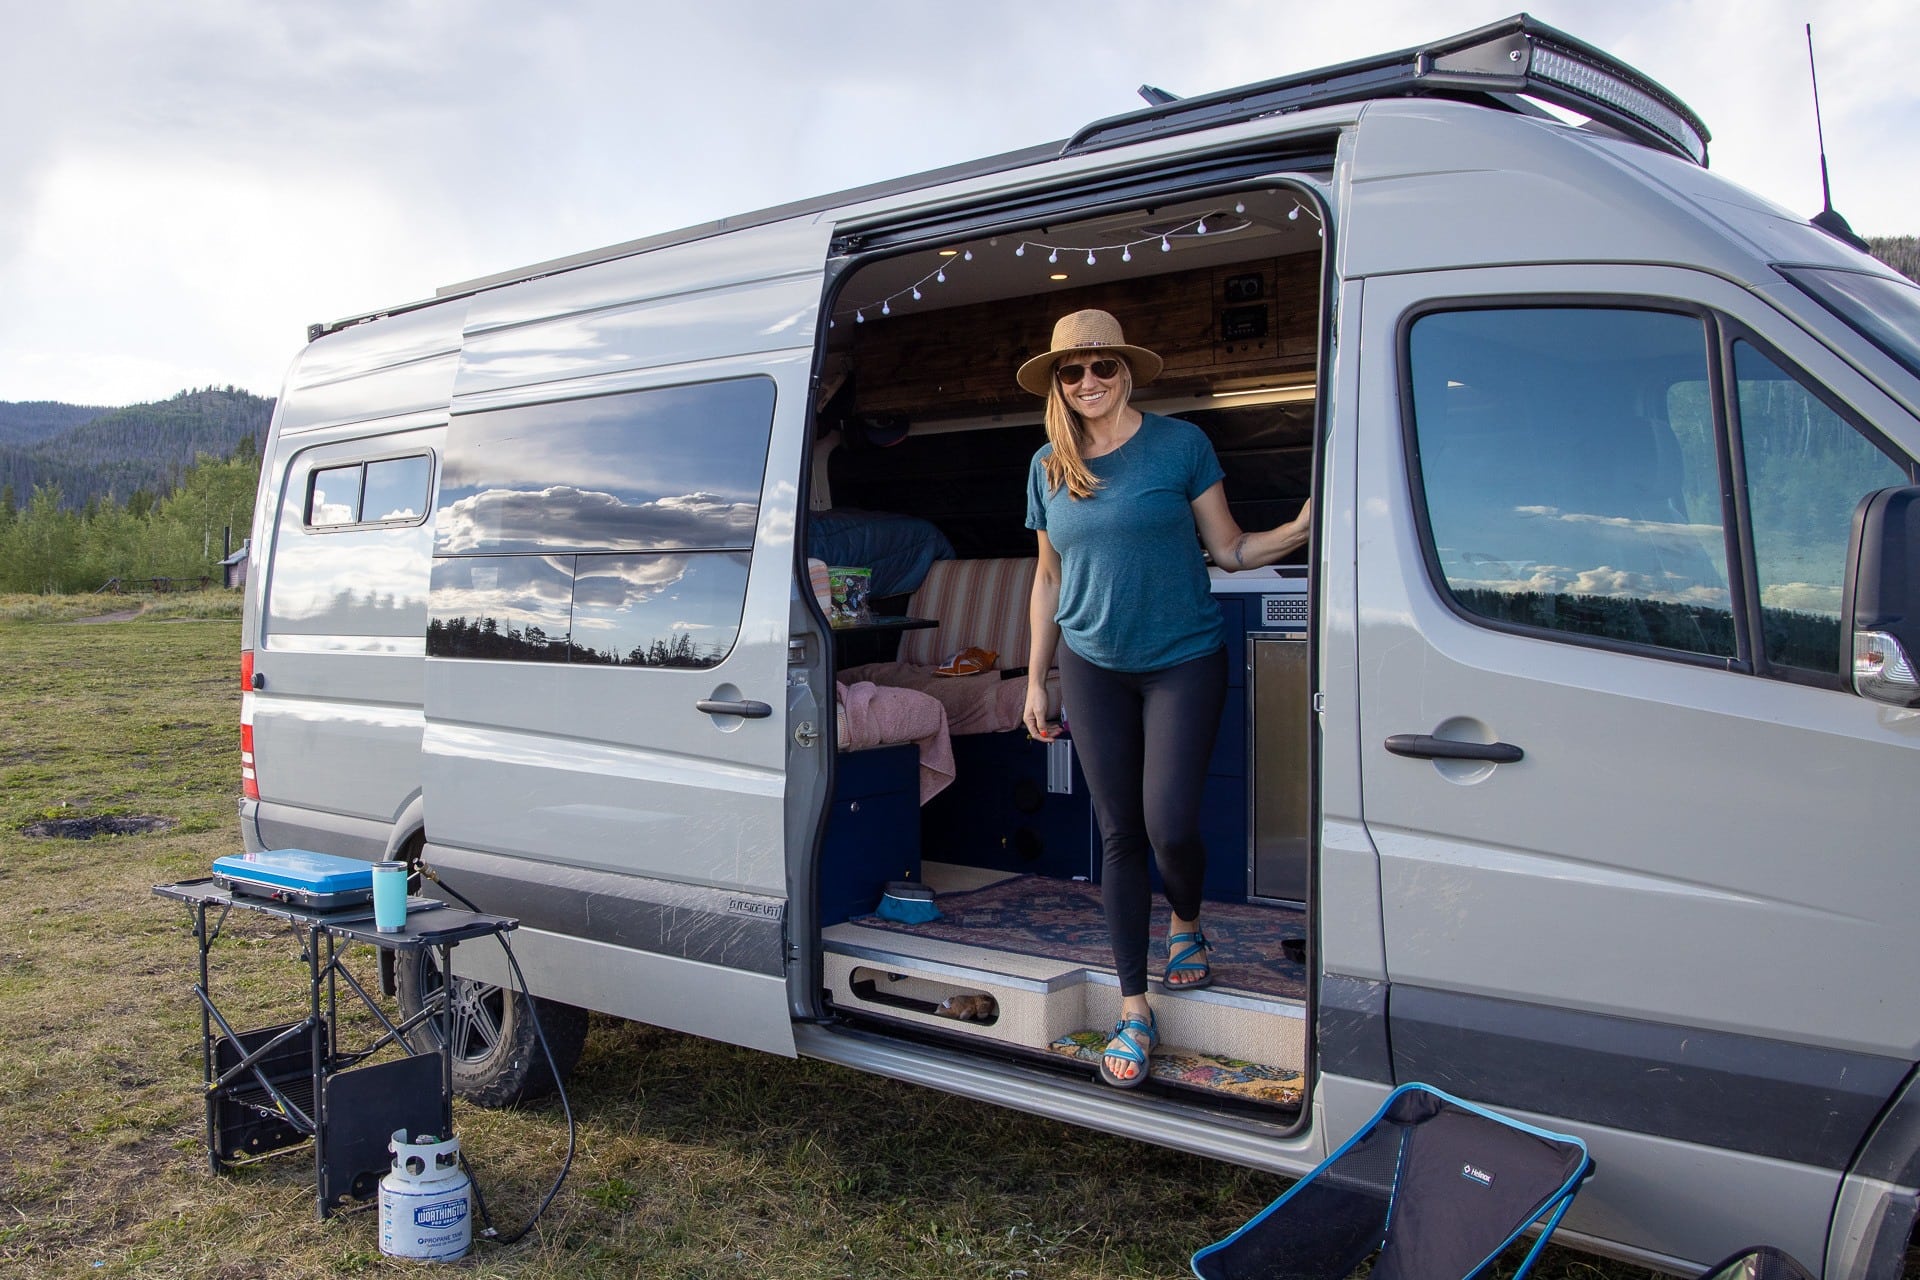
[1057,643,1227,997]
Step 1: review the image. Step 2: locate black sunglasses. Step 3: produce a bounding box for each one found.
[1055,358,1122,386]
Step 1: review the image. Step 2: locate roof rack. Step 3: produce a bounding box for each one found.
[1063,12,1710,167]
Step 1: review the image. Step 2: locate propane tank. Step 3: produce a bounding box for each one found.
[378,1129,471,1261]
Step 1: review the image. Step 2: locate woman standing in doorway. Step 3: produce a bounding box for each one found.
[1019,309,1310,1089]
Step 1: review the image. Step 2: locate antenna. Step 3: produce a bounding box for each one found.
[1805,23,1870,251]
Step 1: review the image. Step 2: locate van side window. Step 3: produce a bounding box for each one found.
[271,434,439,640]
[306,455,432,529]
[1732,341,1912,675]
[361,455,433,522]
[427,378,775,666]
[309,465,363,527]
[1408,307,1735,659]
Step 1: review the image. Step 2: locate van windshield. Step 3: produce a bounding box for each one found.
[1779,266,1920,383]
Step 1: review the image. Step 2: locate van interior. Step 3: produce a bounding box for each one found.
[805,184,1323,1110]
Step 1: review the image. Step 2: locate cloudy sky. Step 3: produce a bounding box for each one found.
[3,0,1915,407]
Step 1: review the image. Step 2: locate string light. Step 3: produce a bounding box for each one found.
[830,212,1256,326]
[1019,213,1249,266]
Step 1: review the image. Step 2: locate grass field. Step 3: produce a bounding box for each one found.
[0,596,1892,1279]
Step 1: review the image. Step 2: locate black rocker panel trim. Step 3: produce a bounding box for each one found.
[1390,984,1910,1170]
[420,843,786,978]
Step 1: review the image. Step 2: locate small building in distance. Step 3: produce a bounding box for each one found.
[220,539,250,590]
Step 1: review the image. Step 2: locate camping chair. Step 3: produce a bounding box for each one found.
[1693,1246,1817,1280]
[1191,1083,1592,1280]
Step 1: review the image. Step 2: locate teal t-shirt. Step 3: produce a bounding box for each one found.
[1025,414,1225,672]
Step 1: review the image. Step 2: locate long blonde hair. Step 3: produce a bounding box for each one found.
[1040,351,1134,500]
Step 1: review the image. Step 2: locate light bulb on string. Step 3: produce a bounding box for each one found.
[936,268,945,283]
[1121,246,1132,262]
[1234,202,1245,214]
[1160,237,1171,252]
[1086,251,1096,265]
[1048,248,1058,264]
[1197,218,1208,234]
[1015,243,1025,256]
[881,300,890,316]
[1288,205,1300,221]
[962,250,972,261]
[855,310,865,323]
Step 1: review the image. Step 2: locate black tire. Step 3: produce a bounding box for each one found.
[393,947,589,1107]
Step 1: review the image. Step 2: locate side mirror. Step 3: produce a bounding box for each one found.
[1842,485,1920,707]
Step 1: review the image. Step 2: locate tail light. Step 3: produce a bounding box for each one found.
[240,723,259,800]
[240,650,259,800]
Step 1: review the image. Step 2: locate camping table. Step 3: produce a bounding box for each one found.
[153,878,515,1219]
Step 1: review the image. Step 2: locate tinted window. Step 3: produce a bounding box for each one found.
[1781,267,1920,382]
[1734,341,1912,674]
[310,465,362,527]
[428,378,775,667]
[570,552,750,667]
[435,379,775,556]
[427,556,573,661]
[362,455,432,522]
[1409,308,1735,658]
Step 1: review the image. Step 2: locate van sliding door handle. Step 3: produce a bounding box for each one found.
[696,698,773,719]
[1385,734,1524,763]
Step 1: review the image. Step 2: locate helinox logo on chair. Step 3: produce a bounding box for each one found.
[1461,1163,1495,1188]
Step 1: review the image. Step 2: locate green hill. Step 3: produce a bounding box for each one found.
[0,387,272,510]
[0,401,111,449]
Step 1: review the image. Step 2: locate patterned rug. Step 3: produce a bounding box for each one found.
[1047,1030,1304,1106]
[853,874,1307,1001]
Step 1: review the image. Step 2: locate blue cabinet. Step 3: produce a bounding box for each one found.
[819,744,922,925]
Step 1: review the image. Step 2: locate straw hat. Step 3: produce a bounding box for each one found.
[1016,309,1164,396]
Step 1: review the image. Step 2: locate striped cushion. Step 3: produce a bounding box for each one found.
[896,558,1036,670]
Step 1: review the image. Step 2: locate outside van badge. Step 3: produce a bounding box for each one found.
[727,897,784,921]
[1461,1163,1494,1188]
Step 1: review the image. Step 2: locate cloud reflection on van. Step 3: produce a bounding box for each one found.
[427,550,747,668]
[434,484,757,556]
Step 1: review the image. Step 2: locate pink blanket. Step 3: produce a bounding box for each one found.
[835,680,955,804]
[839,661,1060,736]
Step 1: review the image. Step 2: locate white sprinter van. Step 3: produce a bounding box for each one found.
[237,17,1920,1276]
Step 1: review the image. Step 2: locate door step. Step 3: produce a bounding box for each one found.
[822,923,1304,1106]
[1046,1030,1303,1106]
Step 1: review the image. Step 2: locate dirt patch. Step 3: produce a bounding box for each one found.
[66,608,145,624]
[21,815,177,839]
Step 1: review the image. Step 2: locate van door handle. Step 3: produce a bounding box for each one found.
[1385,734,1523,763]
[696,698,773,719]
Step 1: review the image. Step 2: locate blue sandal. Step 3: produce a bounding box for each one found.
[1161,929,1214,992]
[1097,1010,1157,1089]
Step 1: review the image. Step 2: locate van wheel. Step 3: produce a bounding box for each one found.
[393,948,589,1107]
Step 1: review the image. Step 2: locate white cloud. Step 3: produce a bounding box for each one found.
[0,0,1914,404]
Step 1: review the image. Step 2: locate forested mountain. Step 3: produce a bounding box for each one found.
[0,400,112,448]
[0,387,271,511]
[1868,236,1919,283]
